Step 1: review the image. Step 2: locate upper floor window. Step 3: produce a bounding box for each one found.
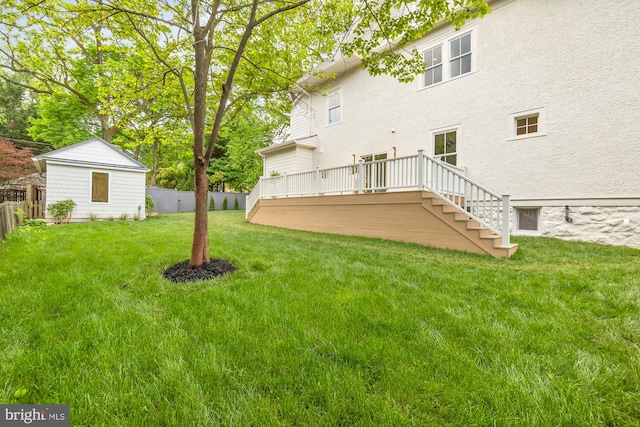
[450,34,472,78]
[423,46,443,87]
[434,130,457,166]
[420,29,476,89]
[327,89,341,125]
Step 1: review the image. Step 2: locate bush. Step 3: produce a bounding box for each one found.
[209,196,215,211]
[47,199,76,224]
[234,197,239,210]
[145,194,156,212]
[222,196,228,210]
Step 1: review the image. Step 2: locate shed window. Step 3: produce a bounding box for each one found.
[92,172,109,203]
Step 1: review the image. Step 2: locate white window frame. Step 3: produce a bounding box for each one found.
[90,170,110,204]
[326,88,342,126]
[514,207,541,235]
[508,108,546,141]
[430,125,460,167]
[418,27,477,90]
[423,45,443,87]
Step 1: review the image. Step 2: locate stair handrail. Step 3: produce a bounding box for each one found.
[247,150,511,247]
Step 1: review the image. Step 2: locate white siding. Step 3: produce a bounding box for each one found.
[289,95,312,139]
[301,0,640,202]
[45,163,147,221]
[47,139,141,168]
[264,146,314,176]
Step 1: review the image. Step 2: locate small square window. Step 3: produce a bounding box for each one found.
[516,208,539,232]
[516,114,539,136]
[510,108,545,140]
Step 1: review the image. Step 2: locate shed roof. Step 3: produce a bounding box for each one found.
[33,137,149,173]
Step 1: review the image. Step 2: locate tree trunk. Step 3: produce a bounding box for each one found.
[190,158,210,267]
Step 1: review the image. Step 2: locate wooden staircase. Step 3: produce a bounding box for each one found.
[420,191,518,258]
[247,191,518,258]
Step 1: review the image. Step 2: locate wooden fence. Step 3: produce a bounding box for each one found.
[0,201,44,241]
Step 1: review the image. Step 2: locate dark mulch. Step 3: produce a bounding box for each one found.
[163,259,236,283]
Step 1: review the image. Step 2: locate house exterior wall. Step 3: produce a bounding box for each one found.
[278,0,640,248]
[263,146,314,176]
[289,0,640,200]
[45,163,147,221]
[289,95,312,140]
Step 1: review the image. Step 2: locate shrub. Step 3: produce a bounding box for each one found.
[222,196,228,210]
[89,213,98,222]
[209,196,215,211]
[47,199,76,224]
[119,213,129,221]
[133,213,141,221]
[107,216,115,221]
[145,194,156,212]
[234,197,239,210]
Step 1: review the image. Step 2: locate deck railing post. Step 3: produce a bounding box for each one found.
[417,150,425,190]
[284,173,288,197]
[502,194,511,248]
[316,167,321,195]
[358,159,365,194]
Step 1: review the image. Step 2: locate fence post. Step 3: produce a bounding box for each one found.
[417,150,425,190]
[502,194,511,248]
[358,159,365,194]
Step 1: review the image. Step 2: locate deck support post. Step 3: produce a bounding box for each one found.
[316,167,321,195]
[501,194,511,248]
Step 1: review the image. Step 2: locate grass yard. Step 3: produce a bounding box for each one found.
[1,211,639,426]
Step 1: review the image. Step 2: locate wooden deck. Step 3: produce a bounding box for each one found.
[247,191,518,258]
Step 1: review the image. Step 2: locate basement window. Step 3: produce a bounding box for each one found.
[515,208,540,232]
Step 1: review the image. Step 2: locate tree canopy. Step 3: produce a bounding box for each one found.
[0,0,490,270]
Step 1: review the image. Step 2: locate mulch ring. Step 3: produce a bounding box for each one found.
[163,259,236,283]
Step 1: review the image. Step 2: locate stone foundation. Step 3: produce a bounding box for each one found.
[536,206,640,249]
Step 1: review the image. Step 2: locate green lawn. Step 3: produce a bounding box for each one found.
[1,211,639,426]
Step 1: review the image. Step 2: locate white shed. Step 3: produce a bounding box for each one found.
[33,137,149,222]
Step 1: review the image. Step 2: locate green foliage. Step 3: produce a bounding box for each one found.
[155,163,194,191]
[46,199,76,224]
[28,93,98,148]
[0,79,37,141]
[222,196,228,211]
[209,196,215,211]
[145,195,156,212]
[341,0,491,83]
[233,197,239,210]
[13,208,25,225]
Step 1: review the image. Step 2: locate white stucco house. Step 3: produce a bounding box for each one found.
[252,0,640,250]
[33,137,149,222]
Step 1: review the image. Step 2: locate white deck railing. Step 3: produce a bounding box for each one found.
[246,150,511,247]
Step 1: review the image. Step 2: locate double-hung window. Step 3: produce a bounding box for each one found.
[327,89,341,125]
[449,34,472,78]
[420,29,475,89]
[423,46,443,87]
[434,130,457,166]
